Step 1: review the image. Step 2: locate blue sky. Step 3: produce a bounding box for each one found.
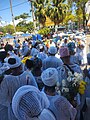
[0,0,32,23]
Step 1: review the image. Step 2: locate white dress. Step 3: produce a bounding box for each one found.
[42,56,63,70]
[0,71,38,120]
[48,95,77,120]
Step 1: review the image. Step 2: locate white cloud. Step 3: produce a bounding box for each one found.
[10,18,23,26]
[0,20,9,26]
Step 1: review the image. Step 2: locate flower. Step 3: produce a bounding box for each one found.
[74,72,78,77]
[62,79,66,87]
[78,88,85,95]
[62,88,69,93]
[61,72,87,102]
[68,71,73,76]
[78,80,87,95]
[21,56,32,64]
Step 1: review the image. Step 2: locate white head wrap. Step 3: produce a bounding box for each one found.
[48,46,57,55]
[7,55,21,68]
[41,68,58,86]
[12,85,49,120]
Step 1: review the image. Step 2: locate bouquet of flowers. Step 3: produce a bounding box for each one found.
[60,71,87,103]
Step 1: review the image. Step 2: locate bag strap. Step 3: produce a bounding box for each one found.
[26,75,30,85]
[64,64,74,74]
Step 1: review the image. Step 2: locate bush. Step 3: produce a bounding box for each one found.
[38,27,51,36]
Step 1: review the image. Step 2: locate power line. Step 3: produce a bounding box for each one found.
[0,1,28,12]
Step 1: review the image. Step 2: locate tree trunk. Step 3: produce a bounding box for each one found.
[82,5,86,30]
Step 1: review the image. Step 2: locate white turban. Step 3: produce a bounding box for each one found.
[41,68,58,86]
[48,46,57,55]
[7,55,21,68]
[12,85,49,120]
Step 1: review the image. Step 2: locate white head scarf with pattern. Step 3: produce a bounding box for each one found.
[12,85,55,120]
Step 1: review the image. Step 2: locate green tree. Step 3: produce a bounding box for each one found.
[63,11,76,24]
[0,27,6,34]
[14,13,30,20]
[15,13,34,33]
[68,0,88,30]
[26,22,34,33]
[3,24,14,34]
[46,0,68,25]
[16,21,34,33]
[33,0,49,28]
[38,27,51,36]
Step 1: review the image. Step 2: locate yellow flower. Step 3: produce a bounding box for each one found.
[79,88,85,95]
[21,56,32,64]
[79,85,85,90]
[78,80,86,95]
[80,80,87,86]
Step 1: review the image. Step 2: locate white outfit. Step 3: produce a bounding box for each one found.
[42,56,63,70]
[37,52,48,61]
[12,85,50,120]
[31,48,39,57]
[48,95,77,120]
[0,71,38,120]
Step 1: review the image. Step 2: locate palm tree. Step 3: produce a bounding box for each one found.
[45,0,68,31]
[33,0,49,28]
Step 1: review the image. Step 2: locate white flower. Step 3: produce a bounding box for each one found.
[67,76,72,82]
[57,90,61,95]
[72,83,77,87]
[74,72,79,77]
[62,79,66,87]
[65,88,69,92]
[79,73,83,79]
[62,88,69,92]
[56,82,60,87]
[68,71,72,76]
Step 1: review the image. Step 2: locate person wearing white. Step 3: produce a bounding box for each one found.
[12,85,55,120]
[41,68,77,120]
[42,46,63,70]
[0,56,38,120]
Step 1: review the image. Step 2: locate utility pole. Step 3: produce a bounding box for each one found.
[9,0,16,35]
[28,0,36,33]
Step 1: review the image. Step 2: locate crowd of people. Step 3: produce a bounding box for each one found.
[0,33,89,120]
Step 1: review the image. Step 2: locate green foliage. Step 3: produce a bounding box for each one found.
[15,13,34,33]
[14,13,30,20]
[0,27,6,34]
[45,0,68,25]
[3,24,14,34]
[38,27,50,36]
[68,0,88,30]
[26,22,34,33]
[33,0,47,27]
[63,12,76,25]
[16,21,34,33]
